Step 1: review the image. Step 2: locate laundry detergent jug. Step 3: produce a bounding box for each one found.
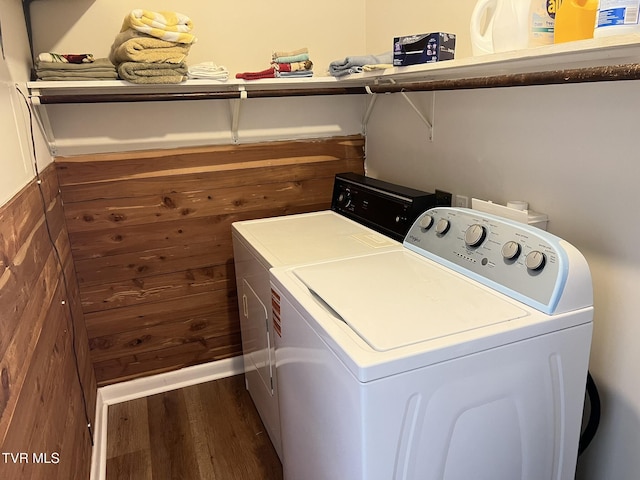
[470,0,554,55]
[554,0,598,43]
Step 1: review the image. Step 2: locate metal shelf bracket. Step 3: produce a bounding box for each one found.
[29,91,57,155]
[390,79,435,141]
[229,86,247,144]
[361,79,434,141]
[361,84,378,135]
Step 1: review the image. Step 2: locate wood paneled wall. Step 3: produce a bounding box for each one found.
[56,135,365,386]
[0,164,96,479]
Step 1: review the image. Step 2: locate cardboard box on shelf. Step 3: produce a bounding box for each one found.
[393,32,456,67]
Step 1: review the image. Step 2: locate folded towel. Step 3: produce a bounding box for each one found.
[272,47,308,60]
[120,9,196,44]
[236,67,277,80]
[35,58,115,71]
[35,58,117,80]
[277,60,313,72]
[329,52,393,77]
[272,53,310,64]
[117,61,188,84]
[35,58,118,80]
[236,59,315,81]
[362,63,393,72]
[187,62,229,80]
[278,70,314,78]
[36,70,119,81]
[109,29,191,65]
[37,53,94,64]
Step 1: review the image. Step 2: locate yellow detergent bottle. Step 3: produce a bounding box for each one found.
[554,0,599,43]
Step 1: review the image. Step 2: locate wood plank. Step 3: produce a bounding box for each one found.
[0,166,58,276]
[93,339,241,386]
[74,241,234,287]
[106,376,282,480]
[58,135,365,384]
[106,399,154,480]
[0,287,64,478]
[56,136,364,186]
[59,158,365,203]
[182,377,283,479]
[81,265,231,313]
[69,214,236,260]
[107,397,151,459]
[0,244,63,445]
[0,164,95,479]
[68,195,333,263]
[88,306,240,363]
[106,450,153,480]
[0,192,65,358]
[0,215,62,359]
[69,203,330,266]
[63,177,335,234]
[147,389,201,480]
[86,289,236,338]
[1,280,85,476]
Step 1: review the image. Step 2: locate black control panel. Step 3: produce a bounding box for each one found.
[331,172,451,241]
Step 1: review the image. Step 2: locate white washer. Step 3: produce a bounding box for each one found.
[232,210,402,458]
[270,207,593,480]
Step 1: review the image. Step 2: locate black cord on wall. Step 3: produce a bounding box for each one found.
[579,371,601,456]
[15,85,94,447]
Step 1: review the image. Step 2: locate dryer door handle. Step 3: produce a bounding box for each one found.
[242,294,248,318]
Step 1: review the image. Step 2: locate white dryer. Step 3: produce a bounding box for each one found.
[231,174,440,458]
[270,207,593,480]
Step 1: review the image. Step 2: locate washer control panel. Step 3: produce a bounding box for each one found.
[404,208,574,314]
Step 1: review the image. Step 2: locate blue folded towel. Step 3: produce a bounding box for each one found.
[328,52,393,77]
[278,70,314,78]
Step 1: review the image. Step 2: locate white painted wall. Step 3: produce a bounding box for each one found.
[0,0,50,206]
[27,0,371,154]
[365,0,475,58]
[366,81,640,480]
[29,0,367,78]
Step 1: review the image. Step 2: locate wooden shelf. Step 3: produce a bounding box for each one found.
[27,33,640,99]
[25,34,640,153]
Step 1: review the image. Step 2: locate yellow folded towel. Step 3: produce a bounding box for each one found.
[120,9,196,44]
[109,30,191,65]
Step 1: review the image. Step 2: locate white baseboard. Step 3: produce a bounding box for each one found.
[89,356,244,480]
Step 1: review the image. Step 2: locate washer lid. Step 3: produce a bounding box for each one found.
[293,251,529,352]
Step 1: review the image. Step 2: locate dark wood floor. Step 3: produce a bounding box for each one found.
[106,375,283,480]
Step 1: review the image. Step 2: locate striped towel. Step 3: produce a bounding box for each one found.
[120,9,196,44]
[37,53,94,64]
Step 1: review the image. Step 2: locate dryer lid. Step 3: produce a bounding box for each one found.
[293,250,529,352]
[234,211,398,266]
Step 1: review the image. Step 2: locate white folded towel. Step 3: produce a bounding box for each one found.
[187,62,229,81]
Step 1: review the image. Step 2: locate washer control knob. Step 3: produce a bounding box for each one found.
[465,224,487,247]
[337,189,352,207]
[501,241,521,260]
[435,218,450,235]
[525,250,546,271]
[419,215,434,229]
